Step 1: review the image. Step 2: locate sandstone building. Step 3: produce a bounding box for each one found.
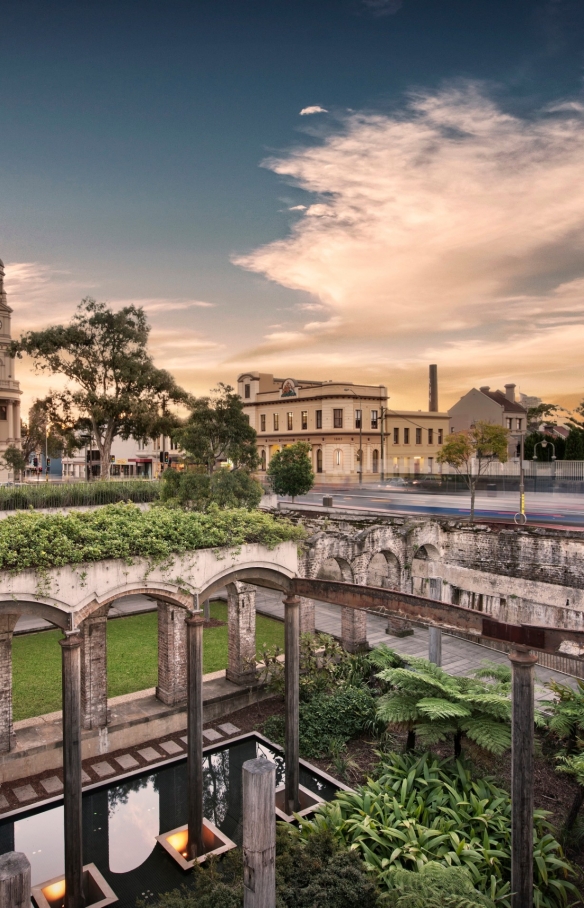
[0,261,22,482]
[237,371,449,482]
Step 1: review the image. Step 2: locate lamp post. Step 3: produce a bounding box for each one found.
[344,388,363,485]
[514,432,526,526]
[533,438,557,484]
[380,404,390,482]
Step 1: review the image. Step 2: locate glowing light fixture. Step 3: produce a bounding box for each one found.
[156,820,236,870]
[31,863,117,907]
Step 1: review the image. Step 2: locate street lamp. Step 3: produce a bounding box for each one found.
[533,439,557,481]
[344,388,363,485]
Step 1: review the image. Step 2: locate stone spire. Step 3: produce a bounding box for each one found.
[0,260,11,314]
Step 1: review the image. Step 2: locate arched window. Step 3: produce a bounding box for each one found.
[261,450,266,471]
[334,449,343,469]
[372,449,379,473]
[316,449,323,473]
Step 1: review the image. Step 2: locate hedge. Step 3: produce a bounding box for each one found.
[0,479,160,511]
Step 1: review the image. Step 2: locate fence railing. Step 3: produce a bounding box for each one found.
[0,480,161,511]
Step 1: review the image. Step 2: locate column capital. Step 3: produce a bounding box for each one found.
[185,612,205,627]
[508,646,538,667]
[283,594,300,607]
[59,631,83,650]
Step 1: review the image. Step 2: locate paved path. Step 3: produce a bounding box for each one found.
[253,588,573,702]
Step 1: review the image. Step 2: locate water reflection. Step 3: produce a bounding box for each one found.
[14,806,64,886]
[108,776,159,874]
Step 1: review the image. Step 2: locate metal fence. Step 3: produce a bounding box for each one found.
[0,480,161,511]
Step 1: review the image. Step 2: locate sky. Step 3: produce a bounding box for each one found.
[1,0,584,413]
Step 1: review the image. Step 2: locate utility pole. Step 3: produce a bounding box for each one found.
[514,432,526,525]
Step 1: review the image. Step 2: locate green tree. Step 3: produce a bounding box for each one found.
[565,427,584,460]
[436,422,509,522]
[174,384,258,474]
[526,402,563,432]
[1,445,27,480]
[11,298,187,480]
[160,467,263,511]
[267,441,314,502]
[524,431,565,461]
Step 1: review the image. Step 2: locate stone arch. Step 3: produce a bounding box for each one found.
[414,543,440,561]
[367,550,401,589]
[0,598,70,629]
[317,556,353,583]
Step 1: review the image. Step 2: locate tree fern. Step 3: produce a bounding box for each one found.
[462,718,511,755]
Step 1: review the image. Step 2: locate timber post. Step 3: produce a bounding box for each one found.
[283,594,300,814]
[243,758,276,908]
[186,612,205,860]
[509,645,538,908]
[60,631,85,908]
[0,852,31,908]
[428,627,442,665]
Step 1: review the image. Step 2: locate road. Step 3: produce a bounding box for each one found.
[283,486,584,528]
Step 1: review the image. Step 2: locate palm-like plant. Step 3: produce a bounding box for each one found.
[556,750,584,834]
[541,679,584,754]
[375,655,512,756]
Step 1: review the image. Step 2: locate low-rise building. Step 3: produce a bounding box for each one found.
[62,434,180,480]
[237,371,450,483]
[448,383,527,458]
[0,260,22,482]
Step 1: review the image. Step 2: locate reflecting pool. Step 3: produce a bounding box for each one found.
[0,734,337,907]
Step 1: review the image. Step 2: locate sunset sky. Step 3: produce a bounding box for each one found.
[2,0,584,413]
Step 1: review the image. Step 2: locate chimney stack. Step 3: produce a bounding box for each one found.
[479,386,490,393]
[429,364,438,412]
[504,383,516,403]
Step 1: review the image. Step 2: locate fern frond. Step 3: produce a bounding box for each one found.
[377,693,421,724]
[462,718,511,755]
[417,698,472,720]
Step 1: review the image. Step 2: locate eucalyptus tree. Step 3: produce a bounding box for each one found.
[436,421,509,522]
[11,298,188,479]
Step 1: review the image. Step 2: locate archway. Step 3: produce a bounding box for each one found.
[260,450,266,471]
[333,449,343,471]
[372,449,379,473]
[316,449,323,474]
[367,551,400,589]
[316,556,353,583]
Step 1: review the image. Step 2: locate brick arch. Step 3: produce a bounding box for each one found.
[414,543,441,561]
[77,585,193,625]
[367,550,401,589]
[316,556,354,583]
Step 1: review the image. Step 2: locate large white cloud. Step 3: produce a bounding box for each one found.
[234,84,584,405]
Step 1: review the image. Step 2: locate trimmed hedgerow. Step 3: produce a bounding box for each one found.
[0,502,305,573]
[0,479,160,511]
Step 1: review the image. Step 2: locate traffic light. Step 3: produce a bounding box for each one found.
[164,451,169,464]
[46,458,51,468]
[33,456,38,467]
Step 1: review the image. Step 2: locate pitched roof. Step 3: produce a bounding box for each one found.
[481,389,527,414]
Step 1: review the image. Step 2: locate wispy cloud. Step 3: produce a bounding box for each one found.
[299,106,328,116]
[362,0,403,16]
[288,205,307,211]
[126,298,215,312]
[234,82,584,403]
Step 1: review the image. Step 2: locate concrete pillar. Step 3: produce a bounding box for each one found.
[14,403,20,440]
[80,608,108,730]
[509,646,538,908]
[6,403,13,442]
[341,608,367,653]
[243,758,276,908]
[186,613,205,860]
[0,615,18,754]
[0,852,31,908]
[298,596,315,636]
[157,601,187,706]
[59,631,84,908]
[226,582,257,685]
[284,595,300,814]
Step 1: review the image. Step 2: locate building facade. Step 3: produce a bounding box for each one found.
[62,434,179,480]
[448,383,527,458]
[237,372,450,483]
[0,260,22,482]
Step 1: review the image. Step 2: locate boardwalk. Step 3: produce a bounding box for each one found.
[253,588,575,702]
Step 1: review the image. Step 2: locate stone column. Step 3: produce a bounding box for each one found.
[509,646,538,908]
[5,404,13,443]
[0,615,18,754]
[243,758,276,908]
[298,597,315,636]
[226,582,257,685]
[14,403,20,440]
[59,632,84,908]
[341,609,367,653]
[186,613,205,860]
[157,601,187,706]
[81,607,108,730]
[284,595,300,814]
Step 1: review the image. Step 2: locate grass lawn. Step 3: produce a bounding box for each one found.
[12,600,284,721]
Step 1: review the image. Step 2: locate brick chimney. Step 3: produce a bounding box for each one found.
[429,364,438,412]
[479,386,490,393]
[504,383,516,402]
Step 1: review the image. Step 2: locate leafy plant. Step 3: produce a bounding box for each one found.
[436,421,509,521]
[160,468,263,511]
[541,679,584,754]
[556,751,584,835]
[267,441,314,501]
[375,654,512,756]
[385,862,496,907]
[258,631,348,700]
[0,502,305,573]
[0,478,160,511]
[295,752,576,907]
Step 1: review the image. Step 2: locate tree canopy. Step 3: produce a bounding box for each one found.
[160,467,263,511]
[267,441,315,501]
[173,383,258,474]
[11,298,188,479]
[436,422,508,521]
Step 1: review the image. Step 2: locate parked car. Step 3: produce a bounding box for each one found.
[384,477,411,488]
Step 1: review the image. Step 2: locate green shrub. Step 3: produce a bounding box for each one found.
[160,469,263,511]
[0,478,159,511]
[263,686,377,758]
[541,678,584,754]
[0,502,305,573]
[386,862,495,907]
[259,632,348,701]
[295,751,576,907]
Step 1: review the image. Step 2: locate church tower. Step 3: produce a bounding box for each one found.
[0,260,22,480]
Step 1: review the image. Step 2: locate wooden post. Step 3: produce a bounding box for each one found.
[509,645,538,908]
[284,595,300,814]
[0,852,31,908]
[186,612,205,860]
[428,627,442,665]
[60,632,85,908]
[243,758,276,908]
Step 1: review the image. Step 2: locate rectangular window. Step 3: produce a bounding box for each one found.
[404,427,410,444]
[333,409,343,428]
[416,428,422,444]
[260,414,266,432]
[273,413,279,431]
[506,418,513,429]
[301,410,308,430]
[316,410,322,429]
[355,409,361,429]
[438,428,443,444]
[371,410,378,429]
[428,428,434,444]
[244,383,250,399]
[393,427,399,444]
[287,412,293,430]
[516,418,522,431]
